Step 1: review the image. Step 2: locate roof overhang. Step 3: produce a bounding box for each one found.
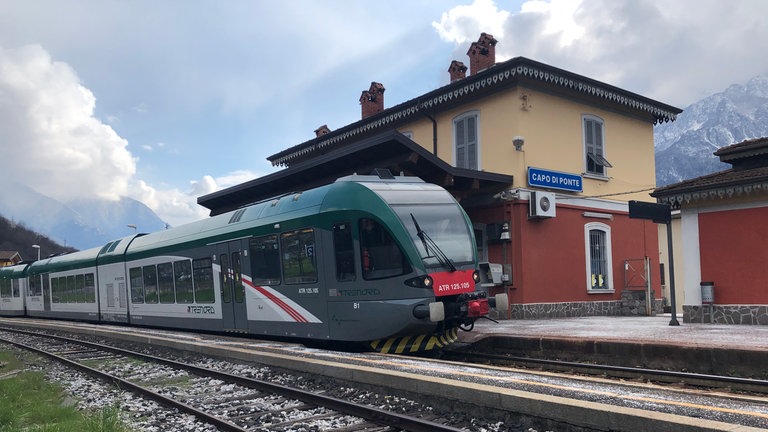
[198,131,514,216]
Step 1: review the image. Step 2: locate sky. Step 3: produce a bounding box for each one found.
[0,0,766,228]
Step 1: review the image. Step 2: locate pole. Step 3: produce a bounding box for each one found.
[666,221,680,326]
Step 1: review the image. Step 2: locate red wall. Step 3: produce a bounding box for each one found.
[698,207,768,304]
[469,201,661,305]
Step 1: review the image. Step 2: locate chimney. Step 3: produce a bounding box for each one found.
[314,124,331,137]
[466,32,498,75]
[448,60,468,82]
[359,82,385,119]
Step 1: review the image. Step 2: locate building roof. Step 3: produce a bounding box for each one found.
[0,251,21,262]
[268,56,682,168]
[198,131,514,216]
[652,137,768,208]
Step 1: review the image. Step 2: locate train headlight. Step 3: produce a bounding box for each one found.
[405,275,434,288]
[472,270,480,283]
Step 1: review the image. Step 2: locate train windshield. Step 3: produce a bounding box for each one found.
[393,204,474,269]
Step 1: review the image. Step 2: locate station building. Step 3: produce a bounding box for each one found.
[199,33,682,319]
[653,137,768,325]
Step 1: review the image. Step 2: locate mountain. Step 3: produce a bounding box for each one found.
[654,75,768,186]
[0,183,167,250]
[0,214,76,260]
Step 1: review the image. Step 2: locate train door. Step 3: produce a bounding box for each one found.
[217,241,248,331]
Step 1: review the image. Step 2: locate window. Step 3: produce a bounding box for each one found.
[129,267,144,303]
[360,218,408,279]
[232,252,244,303]
[174,260,194,303]
[0,279,10,298]
[219,254,231,304]
[158,263,175,303]
[250,235,281,285]
[584,223,613,291]
[142,265,158,304]
[333,222,356,282]
[193,258,215,303]
[12,279,20,298]
[281,228,317,284]
[583,115,612,176]
[84,273,96,303]
[454,111,479,170]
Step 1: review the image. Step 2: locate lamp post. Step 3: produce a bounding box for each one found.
[127,224,137,234]
[31,244,40,261]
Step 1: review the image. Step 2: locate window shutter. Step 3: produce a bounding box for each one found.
[456,118,466,168]
[467,115,477,170]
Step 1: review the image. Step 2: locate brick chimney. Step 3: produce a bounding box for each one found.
[448,60,468,82]
[466,32,498,75]
[359,82,385,119]
[314,124,331,137]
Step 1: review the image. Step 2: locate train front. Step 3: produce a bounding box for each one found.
[362,179,508,353]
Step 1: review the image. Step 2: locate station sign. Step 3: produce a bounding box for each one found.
[527,167,583,192]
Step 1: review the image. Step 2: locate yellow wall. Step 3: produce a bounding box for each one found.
[399,85,657,203]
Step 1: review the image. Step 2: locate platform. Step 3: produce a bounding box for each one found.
[460,314,768,377]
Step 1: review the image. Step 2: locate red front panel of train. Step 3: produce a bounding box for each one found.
[431,269,475,296]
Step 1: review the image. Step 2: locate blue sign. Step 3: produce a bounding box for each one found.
[528,167,583,192]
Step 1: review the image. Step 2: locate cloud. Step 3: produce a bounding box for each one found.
[131,170,260,227]
[0,44,136,200]
[0,43,260,228]
[432,0,768,107]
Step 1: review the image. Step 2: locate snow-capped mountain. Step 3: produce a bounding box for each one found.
[654,75,768,186]
[0,183,167,250]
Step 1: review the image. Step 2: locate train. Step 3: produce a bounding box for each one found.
[0,172,507,353]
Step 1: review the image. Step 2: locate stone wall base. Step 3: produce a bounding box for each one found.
[683,305,768,325]
[506,295,663,320]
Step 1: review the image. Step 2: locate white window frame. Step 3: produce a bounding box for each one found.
[584,222,614,292]
[453,111,480,170]
[582,114,611,177]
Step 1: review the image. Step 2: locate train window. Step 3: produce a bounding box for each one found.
[219,254,231,303]
[250,235,281,285]
[0,279,9,298]
[193,258,215,303]
[174,260,194,303]
[50,277,60,303]
[66,275,76,303]
[143,265,159,304]
[84,273,96,303]
[12,279,20,298]
[232,252,244,303]
[281,228,317,284]
[129,267,145,303]
[333,222,356,282]
[157,263,175,303]
[359,218,408,280]
[29,274,41,297]
[75,274,85,303]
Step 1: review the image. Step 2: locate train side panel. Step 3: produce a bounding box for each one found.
[0,264,28,317]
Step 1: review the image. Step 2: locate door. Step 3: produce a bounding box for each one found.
[218,241,248,331]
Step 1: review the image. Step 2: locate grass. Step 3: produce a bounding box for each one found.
[0,351,133,432]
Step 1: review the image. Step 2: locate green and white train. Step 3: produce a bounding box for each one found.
[0,174,507,353]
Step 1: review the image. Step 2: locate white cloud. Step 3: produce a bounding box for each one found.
[432,0,768,107]
[0,44,135,201]
[433,0,510,44]
[0,43,261,228]
[129,170,260,227]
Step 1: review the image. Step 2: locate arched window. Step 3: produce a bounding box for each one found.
[583,115,612,176]
[584,222,613,291]
[453,111,480,170]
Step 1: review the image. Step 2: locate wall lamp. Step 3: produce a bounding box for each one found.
[513,135,525,151]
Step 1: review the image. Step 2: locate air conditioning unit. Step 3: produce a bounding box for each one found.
[529,191,556,218]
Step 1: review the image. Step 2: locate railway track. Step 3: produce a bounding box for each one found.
[0,328,465,432]
[444,349,768,395]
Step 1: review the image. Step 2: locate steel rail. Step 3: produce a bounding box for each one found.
[453,350,768,394]
[0,327,464,432]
